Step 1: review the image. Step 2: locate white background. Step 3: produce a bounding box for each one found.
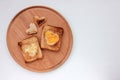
[0,0,120,80]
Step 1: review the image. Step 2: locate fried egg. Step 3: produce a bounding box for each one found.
[45,31,59,45]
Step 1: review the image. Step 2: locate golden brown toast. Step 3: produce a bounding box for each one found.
[26,23,37,35]
[18,36,42,62]
[34,16,46,27]
[41,25,64,51]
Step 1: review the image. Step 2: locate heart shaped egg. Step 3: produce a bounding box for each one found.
[45,31,59,46]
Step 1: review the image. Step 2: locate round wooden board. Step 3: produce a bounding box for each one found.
[7,6,73,72]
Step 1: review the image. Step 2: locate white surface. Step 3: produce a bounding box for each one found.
[0,0,120,80]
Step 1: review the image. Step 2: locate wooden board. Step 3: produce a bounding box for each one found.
[7,6,73,72]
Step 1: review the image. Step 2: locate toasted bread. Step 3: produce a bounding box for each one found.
[18,36,42,62]
[34,16,46,27]
[26,23,37,35]
[41,25,64,51]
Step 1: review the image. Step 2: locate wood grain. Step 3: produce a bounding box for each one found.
[7,6,73,72]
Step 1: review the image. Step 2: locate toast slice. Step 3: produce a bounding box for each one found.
[41,25,64,51]
[18,36,42,62]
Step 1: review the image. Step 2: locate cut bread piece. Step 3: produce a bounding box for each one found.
[41,25,64,51]
[26,23,37,35]
[18,36,42,62]
[34,16,46,27]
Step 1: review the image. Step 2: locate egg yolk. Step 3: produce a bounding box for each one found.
[45,31,59,45]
